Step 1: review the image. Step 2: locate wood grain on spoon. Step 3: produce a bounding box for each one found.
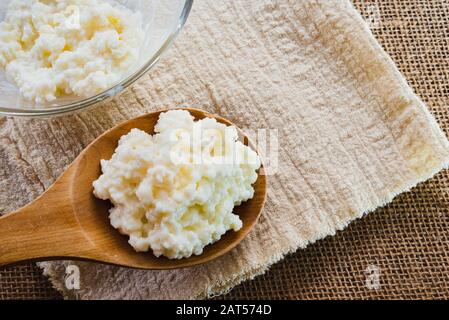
[0,108,267,269]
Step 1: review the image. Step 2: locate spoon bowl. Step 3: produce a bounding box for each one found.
[0,108,267,269]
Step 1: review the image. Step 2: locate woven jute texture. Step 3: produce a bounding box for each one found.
[1,0,449,300]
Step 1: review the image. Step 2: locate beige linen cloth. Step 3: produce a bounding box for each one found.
[1,0,449,299]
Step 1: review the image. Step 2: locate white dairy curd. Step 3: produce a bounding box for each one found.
[0,0,143,103]
[93,110,262,259]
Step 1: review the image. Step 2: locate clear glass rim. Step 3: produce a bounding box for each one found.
[0,0,194,117]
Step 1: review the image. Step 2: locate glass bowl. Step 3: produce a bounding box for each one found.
[0,0,193,117]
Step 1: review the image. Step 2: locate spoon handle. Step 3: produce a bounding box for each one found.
[0,192,92,267]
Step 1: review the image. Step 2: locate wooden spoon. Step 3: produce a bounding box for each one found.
[0,108,267,269]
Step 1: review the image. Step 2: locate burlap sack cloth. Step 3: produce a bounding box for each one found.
[1,0,449,299]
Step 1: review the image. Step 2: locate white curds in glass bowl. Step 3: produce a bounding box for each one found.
[0,0,193,117]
